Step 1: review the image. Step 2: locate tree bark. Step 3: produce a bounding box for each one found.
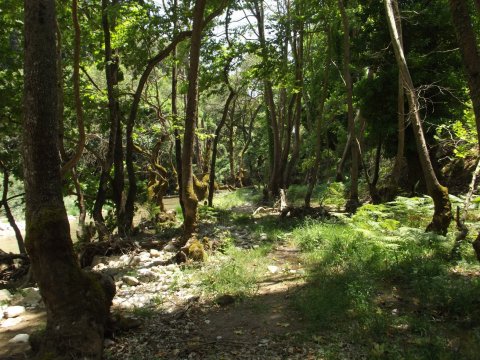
[449,0,480,151]
[251,0,282,198]
[208,89,235,206]
[93,0,121,238]
[172,0,185,218]
[305,28,332,208]
[181,0,207,239]
[23,1,114,357]
[385,0,452,235]
[0,161,25,254]
[339,0,360,213]
[390,0,406,188]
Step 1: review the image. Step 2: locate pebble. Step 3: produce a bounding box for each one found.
[267,265,279,273]
[8,333,29,343]
[0,289,12,302]
[122,276,140,286]
[150,249,161,257]
[4,306,26,319]
[1,317,23,328]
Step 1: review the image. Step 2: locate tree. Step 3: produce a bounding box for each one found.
[449,0,480,150]
[23,0,114,357]
[181,0,208,238]
[385,0,452,235]
[338,0,360,213]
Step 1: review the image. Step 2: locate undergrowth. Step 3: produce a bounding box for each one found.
[292,196,480,359]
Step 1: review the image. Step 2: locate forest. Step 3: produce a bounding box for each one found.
[1,0,480,359]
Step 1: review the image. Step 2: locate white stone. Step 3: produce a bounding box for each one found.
[4,306,26,318]
[267,265,279,274]
[122,276,140,286]
[0,289,12,302]
[8,333,29,343]
[149,249,161,257]
[1,317,23,328]
[138,252,151,261]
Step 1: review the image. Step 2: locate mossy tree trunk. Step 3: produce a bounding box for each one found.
[385,0,452,235]
[181,0,207,239]
[23,1,114,358]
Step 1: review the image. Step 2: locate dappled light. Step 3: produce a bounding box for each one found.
[2,0,480,358]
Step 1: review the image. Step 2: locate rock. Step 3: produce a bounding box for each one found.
[92,263,107,271]
[8,333,29,343]
[260,233,268,241]
[128,256,141,266]
[267,265,279,274]
[138,252,151,261]
[0,289,12,302]
[4,306,26,318]
[149,249,161,257]
[137,268,155,281]
[122,276,140,286]
[104,339,115,347]
[19,288,41,307]
[91,255,108,267]
[164,243,178,253]
[1,317,23,328]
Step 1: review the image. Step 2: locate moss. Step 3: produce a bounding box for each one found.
[186,239,207,262]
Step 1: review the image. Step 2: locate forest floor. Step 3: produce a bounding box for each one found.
[2,187,480,359]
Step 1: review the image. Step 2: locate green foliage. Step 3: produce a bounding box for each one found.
[292,197,480,358]
[198,246,268,299]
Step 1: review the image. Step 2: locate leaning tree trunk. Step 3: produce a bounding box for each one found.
[181,0,207,239]
[385,0,452,235]
[449,0,480,151]
[208,89,235,206]
[23,1,114,358]
[339,0,360,213]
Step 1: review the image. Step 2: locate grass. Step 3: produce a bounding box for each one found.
[290,196,480,359]
[196,245,270,299]
[157,188,480,358]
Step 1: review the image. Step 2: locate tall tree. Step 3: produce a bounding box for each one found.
[23,0,114,357]
[449,0,480,150]
[385,0,452,235]
[338,0,360,212]
[181,0,208,238]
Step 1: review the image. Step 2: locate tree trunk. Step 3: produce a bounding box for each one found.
[23,1,114,357]
[305,28,332,208]
[284,21,304,188]
[227,99,237,186]
[449,0,480,151]
[0,161,25,254]
[339,0,360,213]
[251,0,281,198]
[390,0,406,189]
[93,0,121,238]
[182,0,207,239]
[208,90,236,206]
[172,0,185,217]
[385,0,452,235]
